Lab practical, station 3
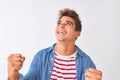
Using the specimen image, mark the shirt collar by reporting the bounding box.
[47,43,84,57]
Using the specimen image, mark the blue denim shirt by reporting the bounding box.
[19,44,96,80]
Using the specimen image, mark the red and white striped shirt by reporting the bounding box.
[50,51,77,80]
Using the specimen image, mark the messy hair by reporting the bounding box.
[58,8,82,31]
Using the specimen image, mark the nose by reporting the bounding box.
[60,23,66,28]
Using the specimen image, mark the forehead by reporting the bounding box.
[59,16,75,23]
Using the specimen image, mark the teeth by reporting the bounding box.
[59,31,65,34]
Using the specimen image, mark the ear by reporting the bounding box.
[75,31,81,40]
[76,31,81,37]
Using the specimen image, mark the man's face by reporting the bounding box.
[55,16,80,42]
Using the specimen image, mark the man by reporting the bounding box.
[8,8,102,80]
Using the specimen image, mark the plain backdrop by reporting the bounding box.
[0,0,120,80]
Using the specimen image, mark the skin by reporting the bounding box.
[7,16,102,80]
[85,68,102,80]
[8,54,25,80]
[55,16,80,56]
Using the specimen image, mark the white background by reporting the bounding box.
[0,0,120,80]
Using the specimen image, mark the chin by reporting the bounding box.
[57,38,65,41]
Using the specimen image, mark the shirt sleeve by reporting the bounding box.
[81,55,96,80]
[23,53,39,80]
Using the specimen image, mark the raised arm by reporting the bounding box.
[7,54,25,80]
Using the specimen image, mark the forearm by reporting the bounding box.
[8,71,18,80]
[8,73,23,80]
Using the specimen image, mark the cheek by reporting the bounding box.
[69,31,76,37]
[55,26,59,30]
[55,29,57,35]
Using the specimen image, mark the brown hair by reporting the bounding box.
[58,8,82,31]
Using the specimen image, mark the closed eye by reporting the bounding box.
[66,21,73,26]
[57,21,61,25]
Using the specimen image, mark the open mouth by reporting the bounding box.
[58,31,67,35]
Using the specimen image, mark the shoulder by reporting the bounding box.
[29,44,55,66]
[34,44,55,59]
[76,45,92,59]
[76,45,96,68]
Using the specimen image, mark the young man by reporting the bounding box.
[8,8,102,80]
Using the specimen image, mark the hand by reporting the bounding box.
[85,68,102,80]
[7,53,25,80]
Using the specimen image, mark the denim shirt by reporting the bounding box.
[19,44,96,80]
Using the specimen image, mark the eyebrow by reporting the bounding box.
[57,20,74,25]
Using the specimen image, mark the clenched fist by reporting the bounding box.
[85,68,102,80]
[7,54,25,80]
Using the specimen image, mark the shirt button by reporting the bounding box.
[49,71,51,73]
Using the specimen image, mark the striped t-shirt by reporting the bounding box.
[50,51,77,80]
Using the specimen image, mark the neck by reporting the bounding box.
[55,41,76,56]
